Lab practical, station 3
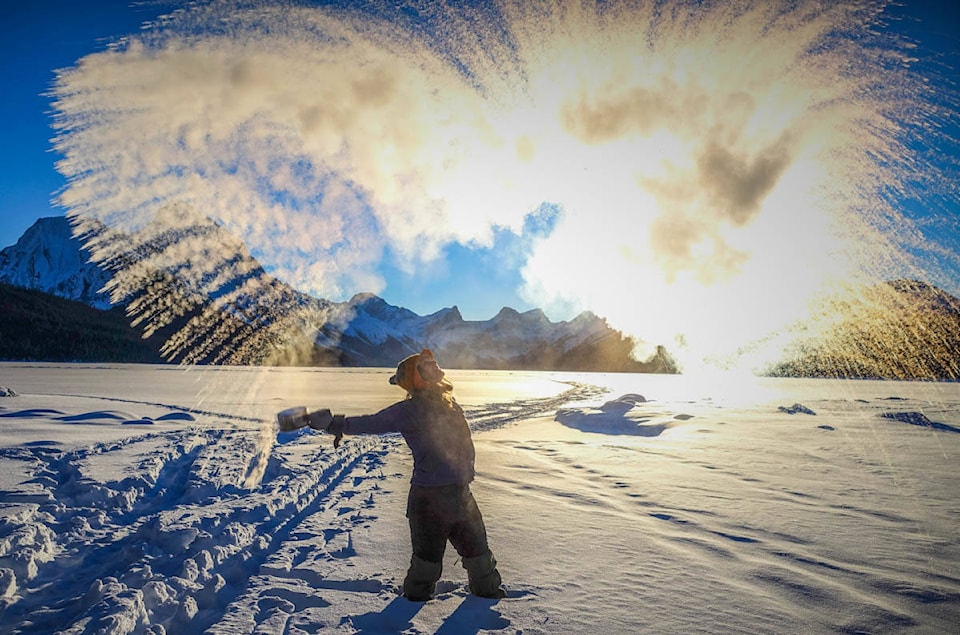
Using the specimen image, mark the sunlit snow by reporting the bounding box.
[1,364,957,633]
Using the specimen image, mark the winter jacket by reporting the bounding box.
[342,396,476,486]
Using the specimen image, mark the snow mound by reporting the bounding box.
[880,411,960,433]
[779,403,816,415]
[0,408,65,418]
[57,410,144,422]
[598,393,646,414]
[155,412,197,422]
[555,394,689,437]
[0,409,195,425]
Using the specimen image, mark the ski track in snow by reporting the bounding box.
[0,383,599,634]
[30,392,267,423]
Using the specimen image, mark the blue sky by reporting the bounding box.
[2,0,161,248]
[1,0,544,319]
[2,0,959,331]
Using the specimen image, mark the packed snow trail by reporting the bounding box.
[0,429,385,633]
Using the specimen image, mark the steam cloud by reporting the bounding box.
[51,0,958,371]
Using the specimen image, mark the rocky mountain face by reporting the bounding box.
[0,215,672,371]
[0,217,113,309]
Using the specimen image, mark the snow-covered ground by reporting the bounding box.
[0,363,957,634]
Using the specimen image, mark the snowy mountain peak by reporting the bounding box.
[426,305,463,326]
[348,292,419,323]
[0,216,113,309]
[492,306,550,322]
[349,291,380,305]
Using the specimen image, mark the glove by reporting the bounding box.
[306,409,346,449]
[328,415,346,449]
[306,409,333,430]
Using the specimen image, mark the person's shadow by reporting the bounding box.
[435,596,510,634]
[346,593,510,634]
[344,595,421,633]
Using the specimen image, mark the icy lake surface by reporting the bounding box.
[0,363,958,634]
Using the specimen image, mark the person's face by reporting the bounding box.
[417,358,444,383]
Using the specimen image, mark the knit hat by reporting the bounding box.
[389,349,437,393]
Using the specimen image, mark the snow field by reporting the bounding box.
[0,365,958,633]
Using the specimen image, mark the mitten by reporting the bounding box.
[306,409,333,430]
[328,415,346,449]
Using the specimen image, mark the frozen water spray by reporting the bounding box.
[51,0,958,373]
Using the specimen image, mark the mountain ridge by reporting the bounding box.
[5,215,957,379]
[0,215,672,372]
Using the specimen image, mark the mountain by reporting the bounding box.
[6,216,960,378]
[0,215,672,372]
[0,216,112,309]
[5,216,958,378]
[337,294,672,371]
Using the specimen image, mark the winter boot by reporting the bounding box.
[462,551,506,599]
[402,555,442,602]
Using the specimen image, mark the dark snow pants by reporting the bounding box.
[403,483,503,600]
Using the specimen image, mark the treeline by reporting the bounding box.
[0,282,164,363]
[768,279,960,381]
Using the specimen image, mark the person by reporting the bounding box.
[309,348,506,602]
